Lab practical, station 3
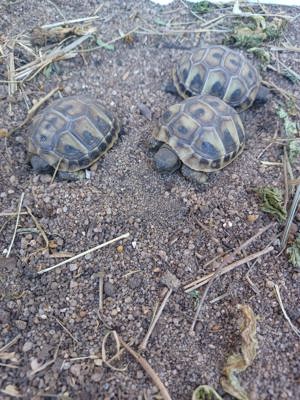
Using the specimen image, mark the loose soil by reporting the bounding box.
[0,1,300,399]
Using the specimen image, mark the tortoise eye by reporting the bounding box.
[40,134,47,143]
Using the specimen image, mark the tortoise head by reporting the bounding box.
[254,85,271,106]
[154,144,181,174]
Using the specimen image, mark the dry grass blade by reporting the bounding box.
[6,192,24,258]
[0,211,27,217]
[98,270,105,312]
[101,331,126,372]
[50,158,62,183]
[118,335,172,400]
[274,284,300,338]
[38,232,129,274]
[0,362,19,369]
[41,15,101,29]
[1,385,22,398]
[281,185,300,249]
[0,334,21,353]
[185,223,275,291]
[25,206,49,254]
[54,316,79,344]
[9,86,61,135]
[140,289,172,350]
[7,41,17,115]
[15,33,94,82]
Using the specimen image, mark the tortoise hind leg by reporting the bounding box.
[181,165,208,185]
[57,170,85,181]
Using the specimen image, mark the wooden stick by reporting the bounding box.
[118,335,172,400]
[38,233,129,274]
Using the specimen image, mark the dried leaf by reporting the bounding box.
[257,187,287,222]
[287,235,300,268]
[277,107,299,162]
[192,385,223,400]
[220,305,258,400]
[0,128,9,138]
[30,357,43,372]
[1,384,22,397]
[0,351,19,363]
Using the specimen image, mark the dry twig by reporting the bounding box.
[140,271,180,350]
[118,335,172,400]
[54,316,79,344]
[189,223,275,332]
[274,284,300,338]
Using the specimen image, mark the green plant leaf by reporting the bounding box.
[287,235,300,268]
[192,385,223,400]
[257,187,287,222]
[96,38,115,51]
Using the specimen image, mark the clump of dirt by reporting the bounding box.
[0,1,300,399]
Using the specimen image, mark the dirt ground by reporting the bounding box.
[0,1,300,399]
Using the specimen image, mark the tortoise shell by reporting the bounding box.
[28,96,120,172]
[153,95,245,172]
[173,45,261,110]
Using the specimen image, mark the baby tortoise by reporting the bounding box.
[167,45,269,110]
[152,95,245,185]
[28,96,120,180]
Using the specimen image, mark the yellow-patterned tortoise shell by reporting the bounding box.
[153,95,245,172]
[173,45,261,110]
[28,96,120,172]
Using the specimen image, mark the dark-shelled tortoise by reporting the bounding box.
[152,95,245,185]
[28,96,120,180]
[169,45,269,110]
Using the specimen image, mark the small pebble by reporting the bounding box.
[23,341,33,352]
[104,282,116,297]
[15,320,27,330]
[69,264,78,272]
[247,214,259,223]
[116,245,124,253]
[91,372,103,382]
[266,280,275,289]
[70,364,81,377]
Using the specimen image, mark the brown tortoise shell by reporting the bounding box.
[173,45,261,110]
[28,96,120,172]
[153,95,245,172]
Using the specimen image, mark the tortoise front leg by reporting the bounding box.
[181,165,208,185]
